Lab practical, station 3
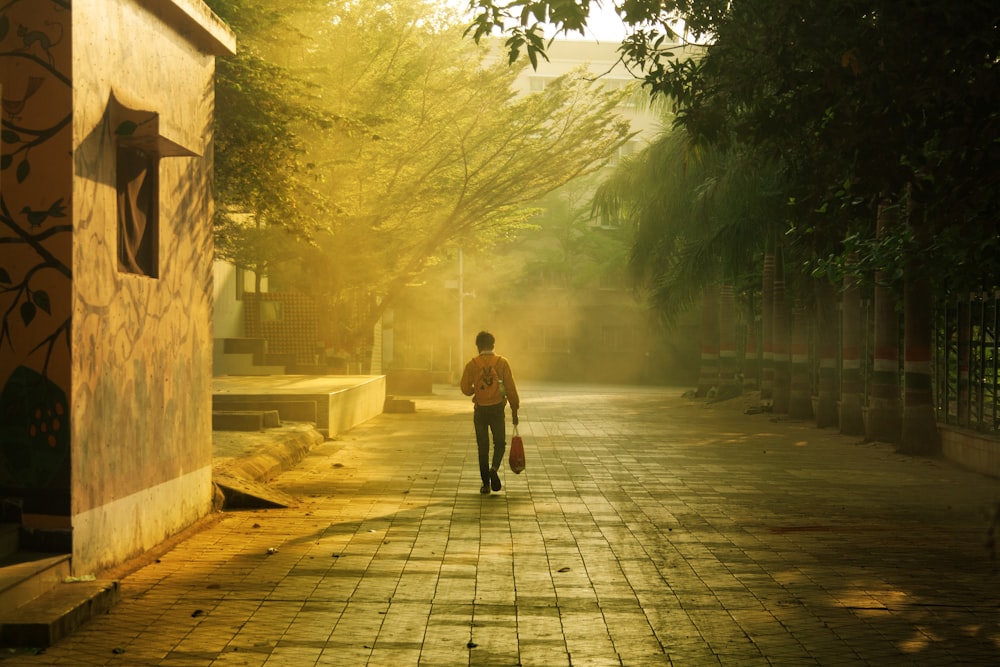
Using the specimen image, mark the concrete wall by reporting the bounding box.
[69,0,234,574]
[213,260,246,340]
[940,425,1000,480]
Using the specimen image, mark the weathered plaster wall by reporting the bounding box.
[0,0,74,525]
[70,0,232,574]
[212,260,245,340]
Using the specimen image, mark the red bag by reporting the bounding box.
[509,426,525,474]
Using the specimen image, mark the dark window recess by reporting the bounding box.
[117,145,159,277]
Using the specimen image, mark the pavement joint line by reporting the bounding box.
[5,383,1000,665]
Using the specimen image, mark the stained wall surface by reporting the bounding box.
[69,0,233,574]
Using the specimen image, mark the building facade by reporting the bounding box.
[1,0,234,574]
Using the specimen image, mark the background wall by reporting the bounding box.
[70,0,231,574]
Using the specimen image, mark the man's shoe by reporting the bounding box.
[489,468,501,492]
[480,484,491,494]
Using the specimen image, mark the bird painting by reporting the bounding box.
[2,76,44,121]
[21,198,66,228]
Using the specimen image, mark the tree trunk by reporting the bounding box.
[718,283,740,396]
[760,251,775,407]
[772,249,791,414]
[866,198,901,444]
[788,296,814,419]
[840,252,865,435]
[900,196,939,455]
[742,298,759,393]
[815,280,840,428]
[697,284,720,397]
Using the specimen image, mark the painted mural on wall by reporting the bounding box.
[0,0,73,510]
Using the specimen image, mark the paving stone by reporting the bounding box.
[5,384,1000,666]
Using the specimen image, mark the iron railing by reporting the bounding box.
[935,291,1000,432]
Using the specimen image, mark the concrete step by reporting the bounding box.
[212,396,318,425]
[212,409,281,431]
[212,339,287,376]
[0,579,120,648]
[222,337,267,363]
[212,375,386,438]
[214,351,286,376]
[0,552,70,612]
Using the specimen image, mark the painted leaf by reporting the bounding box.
[16,158,29,183]
[0,268,10,285]
[0,15,8,41]
[20,300,36,326]
[116,120,139,136]
[2,130,19,144]
[1,154,11,170]
[33,290,51,314]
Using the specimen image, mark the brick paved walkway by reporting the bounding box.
[4,383,1000,666]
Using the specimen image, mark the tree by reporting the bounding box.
[469,0,999,454]
[468,0,1000,284]
[211,0,632,354]
[206,0,335,280]
[593,129,786,397]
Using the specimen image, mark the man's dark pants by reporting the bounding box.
[473,402,506,485]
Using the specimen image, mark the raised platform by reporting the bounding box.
[212,375,386,437]
[0,527,118,649]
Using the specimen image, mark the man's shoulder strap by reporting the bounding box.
[476,354,500,369]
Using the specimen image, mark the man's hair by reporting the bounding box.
[475,330,495,352]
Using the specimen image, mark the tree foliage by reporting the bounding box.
[206,0,334,279]
[468,0,1000,294]
[208,0,631,351]
[594,131,784,322]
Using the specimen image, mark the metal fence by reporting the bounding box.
[936,291,1000,432]
[738,289,1000,435]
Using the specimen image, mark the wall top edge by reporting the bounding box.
[138,0,237,56]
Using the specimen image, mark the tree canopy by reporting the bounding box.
[469,0,1000,294]
[207,0,631,352]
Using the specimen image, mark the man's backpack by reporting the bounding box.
[473,355,506,405]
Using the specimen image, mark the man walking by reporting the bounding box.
[460,331,520,494]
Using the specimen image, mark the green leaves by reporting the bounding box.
[210,0,632,351]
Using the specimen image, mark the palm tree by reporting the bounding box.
[594,131,784,397]
[771,248,790,413]
[697,284,721,396]
[760,249,775,406]
[788,294,813,419]
[718,283,739,389]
